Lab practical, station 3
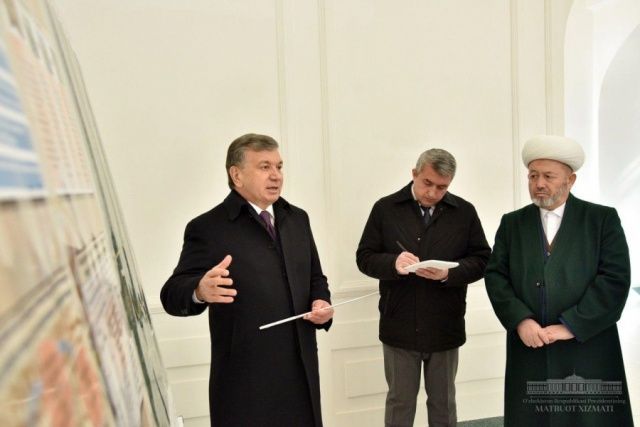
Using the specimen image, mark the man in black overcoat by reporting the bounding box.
[161,133,333,426]
[357,148,490,427]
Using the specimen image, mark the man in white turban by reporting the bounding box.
[485,135,633,427]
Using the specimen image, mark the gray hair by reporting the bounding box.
[415,148,457,178]
[226,133,279,189]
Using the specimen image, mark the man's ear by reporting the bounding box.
[229,165,242,188]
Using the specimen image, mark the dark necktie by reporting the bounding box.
[422,206,432,226]
[259,210,277,240]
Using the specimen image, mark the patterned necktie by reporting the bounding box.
[259,210,277,240]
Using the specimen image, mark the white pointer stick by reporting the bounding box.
[259,291,379,330]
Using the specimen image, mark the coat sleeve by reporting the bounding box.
[356,201,401,280]
[443,205,491,287]
[560,208,631,342]
[484,215,536,331]
[160,219,210,317]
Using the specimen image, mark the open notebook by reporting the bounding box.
[403,259,459,273]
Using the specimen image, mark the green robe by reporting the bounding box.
[485,194,633,427]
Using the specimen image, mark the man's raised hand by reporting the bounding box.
[195,255,236,303]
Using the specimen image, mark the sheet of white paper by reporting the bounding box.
[403,259,459,273]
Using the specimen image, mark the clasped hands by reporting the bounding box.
[195,255,333,325]
[395,251,448,281]
[517,318,574,348]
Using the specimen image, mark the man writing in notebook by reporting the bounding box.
[160,133,333,426]
[356,148,490,427]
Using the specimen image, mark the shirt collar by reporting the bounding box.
[224,190,290,221]
[411,183,435,212]
[248,201,274,218]
[539,202,566,219]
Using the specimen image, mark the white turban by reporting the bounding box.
[522,135,585,171]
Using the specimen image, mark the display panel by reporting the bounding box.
[0,1,171,425]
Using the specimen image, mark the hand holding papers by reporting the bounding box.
[259,291,378,330]
[395,240,459,275]
[304,299,333,325]
[402,259,459,273]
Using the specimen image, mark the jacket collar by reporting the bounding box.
[392,181,459,209]
[223,189,292,221]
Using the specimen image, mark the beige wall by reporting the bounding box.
[53,1,574,425]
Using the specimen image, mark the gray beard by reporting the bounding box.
[531,183,569,209]
[531,196,556,208]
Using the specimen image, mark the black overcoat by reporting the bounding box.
[161,190,331,426]
[485,194,633,426]
[356,182,490,353]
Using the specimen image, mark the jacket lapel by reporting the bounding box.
[421,193,458,247]
[273,199,306,312]
[544,194,578,273]
[520,205,547,270]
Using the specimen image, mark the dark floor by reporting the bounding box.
[458,417,503,427]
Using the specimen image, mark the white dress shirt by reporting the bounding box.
[540,203,566,244]
[411,184,435,216]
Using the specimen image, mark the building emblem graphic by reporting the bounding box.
[527,373,623,396]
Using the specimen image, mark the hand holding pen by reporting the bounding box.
[396,240,449,281]
[395,241,419,275]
